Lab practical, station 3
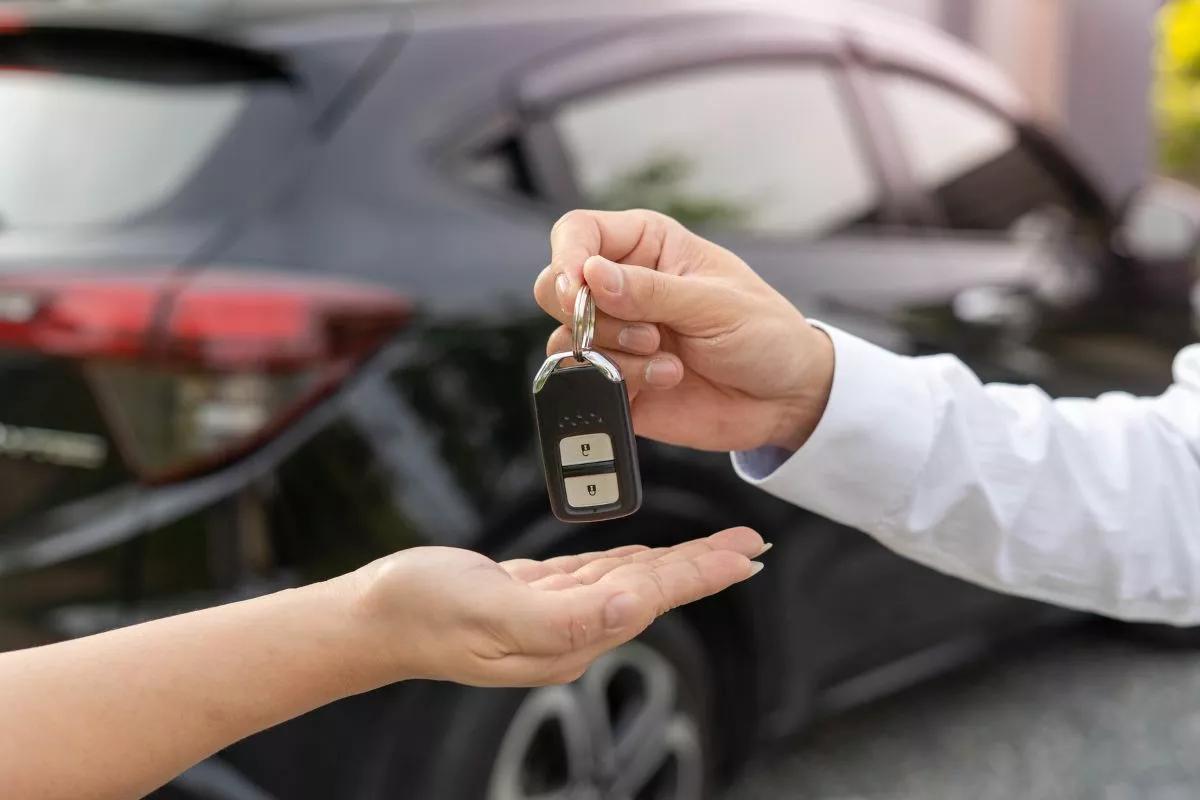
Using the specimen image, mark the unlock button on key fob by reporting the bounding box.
[559,433,613,466]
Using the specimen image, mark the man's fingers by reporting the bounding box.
[549,209,674,295]
[545,329,684,393]
[533,265,569,324]
[582,257,738,335]
[538,270,667,359]
[542,311,662,357]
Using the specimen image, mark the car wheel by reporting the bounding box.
[360,615,714,800]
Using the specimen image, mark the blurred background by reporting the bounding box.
[1,1,1200,798]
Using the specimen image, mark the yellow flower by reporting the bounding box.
[1157,1,1200,182]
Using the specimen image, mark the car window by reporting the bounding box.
[458,136,537,200]
[0,28,301,232]
[548,64,881,238]
[0,73,247,228]
[877,72,1075,231]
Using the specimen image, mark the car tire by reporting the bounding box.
[359,613,715,800]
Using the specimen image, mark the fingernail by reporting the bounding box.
[618,324,657,353]
[593,257,624,294]
[756,542,773,557]
[644,358,681,387]
[748,561,765,577]
[604,592,640,631]
[555,272,571,301]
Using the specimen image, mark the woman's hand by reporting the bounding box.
[0,531,764,800]
[534,209,834,452]
[346,528,766,687]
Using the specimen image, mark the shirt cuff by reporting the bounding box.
[731,322,935,532]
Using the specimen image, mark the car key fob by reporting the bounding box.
[532,286,642,523]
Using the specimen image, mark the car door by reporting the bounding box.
[857,63,1180,397]
[511,13,1031,679]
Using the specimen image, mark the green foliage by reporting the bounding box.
[591,152,753,229]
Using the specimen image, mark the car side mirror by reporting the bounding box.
[1115,177,1200,265]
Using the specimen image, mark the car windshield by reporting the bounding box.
[0,32,302,231]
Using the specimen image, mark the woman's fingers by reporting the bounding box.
[498,529,764,661]
[559,547,763,658]
[570,528,765,585]
[540,544,649,574]
[528,529,767,592]
[499,544,648,583]
[643,527,767,568]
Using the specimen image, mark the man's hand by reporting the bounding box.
[348,528,766,687]
[534,209,834,452]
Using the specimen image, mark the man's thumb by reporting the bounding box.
[582,256,734,335]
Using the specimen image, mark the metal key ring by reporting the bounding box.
[572,284,596,361]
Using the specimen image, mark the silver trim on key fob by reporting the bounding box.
[533,349,622,392]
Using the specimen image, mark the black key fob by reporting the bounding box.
[532,286,642,523]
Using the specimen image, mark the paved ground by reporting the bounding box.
[723,625,1200,800]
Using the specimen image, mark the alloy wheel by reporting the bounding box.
[487,640,704,800]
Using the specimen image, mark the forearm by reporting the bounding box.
[0,575,387,800]
[739,327,1200,625]
[882,366,1200,623]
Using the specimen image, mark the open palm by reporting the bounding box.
[353,528,765,687]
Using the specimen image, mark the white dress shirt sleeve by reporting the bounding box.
[734,323,1200,626]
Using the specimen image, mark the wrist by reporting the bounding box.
[768,324,834,452]
[320,568,420,693]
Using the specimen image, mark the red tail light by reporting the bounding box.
[0,11,25,36]
[0,269,411,481]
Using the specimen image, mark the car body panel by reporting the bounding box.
[0,3,1188,798]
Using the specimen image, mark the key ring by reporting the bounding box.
[532,283,621,393]
[572,284,596,361]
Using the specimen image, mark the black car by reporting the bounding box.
[0,2,1197,799]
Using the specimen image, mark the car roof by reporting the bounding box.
[5,0,1054,176]
[0,0,1025,116]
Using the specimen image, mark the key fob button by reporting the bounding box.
[564,472,619,508]
[559,433,614,466]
